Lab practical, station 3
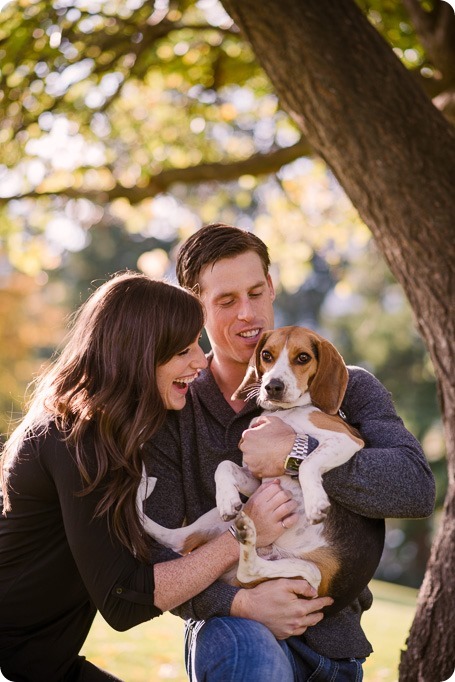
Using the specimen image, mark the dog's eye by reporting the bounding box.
[261,350,273,363]
[296,353,311,364]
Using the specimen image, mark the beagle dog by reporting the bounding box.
[214,325,365,595]
[137,326,384,611]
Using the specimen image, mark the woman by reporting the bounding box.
[0,272,296,682]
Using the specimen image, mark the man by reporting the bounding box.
[145,224,435,681]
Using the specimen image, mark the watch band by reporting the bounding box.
[283,435,309,476]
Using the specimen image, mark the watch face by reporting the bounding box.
[285,456,302,472]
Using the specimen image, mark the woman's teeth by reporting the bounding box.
[173,375,197,388]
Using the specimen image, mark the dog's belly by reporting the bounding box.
[259,475,328,559]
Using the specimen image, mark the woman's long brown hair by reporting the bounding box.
[1,272,204,561]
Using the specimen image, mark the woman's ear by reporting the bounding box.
[231,331,271,400]
[308,335,348,414]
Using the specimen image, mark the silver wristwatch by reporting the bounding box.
[283,435,309,476]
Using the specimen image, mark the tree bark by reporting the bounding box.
[219,0,455,679]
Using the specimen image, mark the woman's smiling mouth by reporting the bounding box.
[173,373,199,390]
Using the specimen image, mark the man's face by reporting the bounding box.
[199,251,275,367]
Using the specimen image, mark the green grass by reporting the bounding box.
[81,579,417,681]
[362,580,417,682]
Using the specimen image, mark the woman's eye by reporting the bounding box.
[261,350,273,363]
[296,353,311,364]
[178,348,190,356]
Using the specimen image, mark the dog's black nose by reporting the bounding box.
[264,378,285,399]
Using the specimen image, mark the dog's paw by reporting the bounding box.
[136,474,158,506]
[233,511,256,545]
[305,490,331,524]
[301,562,322,591]
[309,509,329,525]
[221,510,241,522]
[216,488,243,521]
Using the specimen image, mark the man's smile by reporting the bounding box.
[238,328,261,339]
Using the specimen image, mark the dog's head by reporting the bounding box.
[233,326,348,414]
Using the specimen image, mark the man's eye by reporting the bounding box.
[296,353,311,364]
[249,292,262,298]
[261,350,273,363]
[219,299,234,307]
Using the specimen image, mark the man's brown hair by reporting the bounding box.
[176,223,271,291]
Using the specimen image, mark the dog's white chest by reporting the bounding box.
[260,475,327,557]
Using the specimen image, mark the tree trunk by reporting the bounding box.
[220,0,455,679]
[401,483,455,681]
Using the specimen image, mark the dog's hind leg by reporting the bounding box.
[234,512,321,591]
[137,465,230,554]
[140,507,230,555]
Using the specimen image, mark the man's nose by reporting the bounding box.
[237,298,254,321]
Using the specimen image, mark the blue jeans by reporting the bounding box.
[185,618,365,682]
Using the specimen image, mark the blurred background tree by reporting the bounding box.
[0,0,449,594]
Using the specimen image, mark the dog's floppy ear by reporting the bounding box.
[231,364,258,400]
[231,330,272,400]
[308,334,348,415]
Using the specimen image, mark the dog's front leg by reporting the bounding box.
[298,434,360,523]
[215,460,260,520]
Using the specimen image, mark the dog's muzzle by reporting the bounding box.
[264,378,285,400]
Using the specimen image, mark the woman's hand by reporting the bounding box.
[243,480,298,547]
[240,416,296,478]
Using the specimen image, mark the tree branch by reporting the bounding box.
[0,138,313,206]
[402,0,455,85]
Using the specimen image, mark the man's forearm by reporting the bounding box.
[323,368,435,519]
[322,443,435,518]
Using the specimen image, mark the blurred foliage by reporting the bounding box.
[0,269,66,436]
[0,0,451,586]
[1,0,453,234]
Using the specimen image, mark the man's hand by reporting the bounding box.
[243,480,299,547]
[240,416,296,478]
[230,579,333,639]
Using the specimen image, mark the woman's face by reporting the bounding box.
[156,335,208,410]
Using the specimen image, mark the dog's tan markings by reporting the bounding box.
[179,529,221,555]
[309,412,364,448]
[304,548,340,596]
[257,333,287,372]
[237,576,275,588]
[270,328,315,365]
[287,336,317,373]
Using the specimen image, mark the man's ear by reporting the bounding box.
[231,330,272,400]
[267,273,276,303]
[308,334,348,415]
